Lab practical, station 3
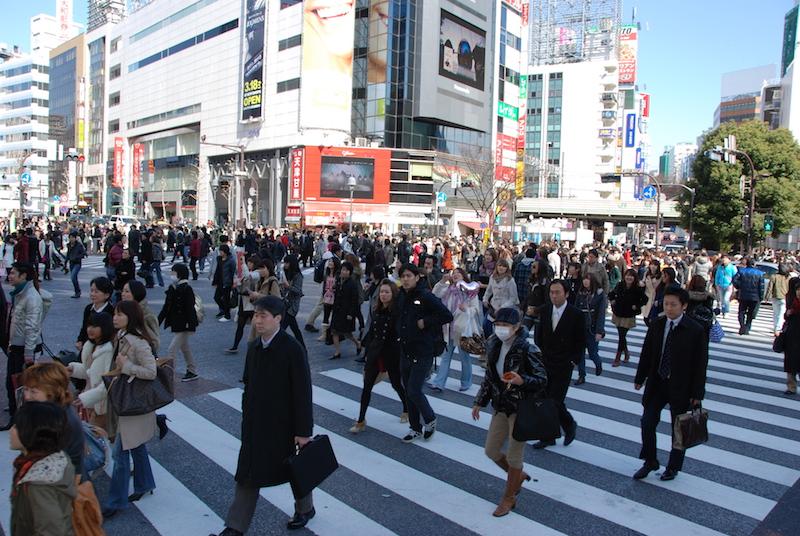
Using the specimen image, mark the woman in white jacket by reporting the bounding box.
[68,311,115,429]
[429,269,482,392]
[482,259,519,336]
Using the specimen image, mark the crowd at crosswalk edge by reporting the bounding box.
[0,216,799,536]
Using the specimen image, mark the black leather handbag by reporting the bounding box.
[103,359,175,416]
[672,407,709,450]
[285,435,339,499]
[512,395,561,442]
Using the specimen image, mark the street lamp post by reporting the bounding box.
[200,138,245,226]
[347,176,356,235]
[706,145,758,254]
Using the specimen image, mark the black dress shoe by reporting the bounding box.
[0,421,13,431]
[564,421,577,446]
[329,354,341,360]
[532,439,556,449]
[304,324,319,333]
[209,528,243,536]
[633,461,659,480]
[128,490,153,502]
[574,376,586,386]
[595,362,603,376]
[287,508,316,530]
[102,508,119,518]
[660,468,679,481]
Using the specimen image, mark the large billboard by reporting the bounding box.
[300,0,356,132]
[783,6,798,77]
[240,0,266,122]
[303,146,390,204]
[439,10,486,91]
[415,0,493,133]
[618,25,638,85]
[368,0,389,84]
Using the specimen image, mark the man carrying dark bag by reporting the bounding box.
[211,296,314,536]
[533,279,585,449]
[633,286,708,482]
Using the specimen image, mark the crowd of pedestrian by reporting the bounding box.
[2,213,799,534]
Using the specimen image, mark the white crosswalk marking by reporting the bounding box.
[1,303,796,535]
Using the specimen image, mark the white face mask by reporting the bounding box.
[494,326,515,341]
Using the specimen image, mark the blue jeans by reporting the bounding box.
[151,261,164,286]
[70,263,81,295]
[106,439,155,510]
[577,332,602,378]
[430,343,472,390]
[199,256,207,272]
[401,355,436,432]
[716,285,733,314]
[482,313,494,339]
[105,265,116,281]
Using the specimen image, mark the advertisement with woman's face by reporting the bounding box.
[300,0,356,131]
[367,0,389,84]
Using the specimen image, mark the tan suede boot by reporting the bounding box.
[492,467,522,517]
[493,456,531,495]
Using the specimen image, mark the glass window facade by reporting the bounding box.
[48,46,78,196]
[88,37,105,166]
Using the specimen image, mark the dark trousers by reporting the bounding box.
[281,313,306,349]
[214,286,231,318]
[5,346,25,416]
[738,300,759,333]
[190,257,199,280]
[616,326,629,354]
[639,375,686,471]
[232,310,254,349]
[225,482,313,534]
[359,352,407,422]
[401,355,436,432]
[545,365,576,432]
[70,263,82,295]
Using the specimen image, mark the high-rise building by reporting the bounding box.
[77,0,508,231]
[713,64,776,127]
[49,33,88,212]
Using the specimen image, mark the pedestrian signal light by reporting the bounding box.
[764,214,774,232]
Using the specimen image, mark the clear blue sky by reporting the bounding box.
[2,0,793,153]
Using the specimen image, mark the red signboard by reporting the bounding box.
[132,143,142,189]
[302,146,391,205]
[502,0,523,11]
[286,206,301,219]
[113,137,124,188]
[290,147,304,202]
[618,25,638,85]
[641,93,650,118]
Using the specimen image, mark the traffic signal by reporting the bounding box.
[77,154,85,163]
[764,213,774,232]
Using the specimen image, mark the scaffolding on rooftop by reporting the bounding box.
[529,0,623,66]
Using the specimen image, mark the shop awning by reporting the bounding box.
[459,221,484,231]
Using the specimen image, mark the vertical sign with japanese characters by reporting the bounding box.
[132,143,142,189]
[289,147,304,203]
[113,137,124,188]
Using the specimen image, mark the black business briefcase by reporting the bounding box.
[286,435,339,499]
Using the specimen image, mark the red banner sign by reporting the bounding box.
[641,93,650,118]
[290,147,304,202]
[113,137,124,188]
[132,143,142,189]
[286,206,301,219]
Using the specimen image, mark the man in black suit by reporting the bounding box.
[533,279,586,449]
[633,286,708,481]
[212,296,315,536]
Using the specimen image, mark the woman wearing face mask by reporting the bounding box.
[429,269,481,392]
[574,274,607,385]
[75,277,114,353]
[471,307,547,518]
[157,263,200,382]
[349,279,408,433]
[608,269,647,367]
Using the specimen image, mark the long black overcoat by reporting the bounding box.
[235,330,313,487]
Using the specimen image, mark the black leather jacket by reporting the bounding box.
[474,328,548,415]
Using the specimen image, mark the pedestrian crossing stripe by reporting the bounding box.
[324,368,800,488]
[213,388,726,536]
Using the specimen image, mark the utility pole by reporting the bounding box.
[201,138,246,227]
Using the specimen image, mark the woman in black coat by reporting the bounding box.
[349,279,408,433]
[782,279,800,395]
[330,261,362,360]
[157,263,200,381]
[608,268,647,366]
[76,277,114,352]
